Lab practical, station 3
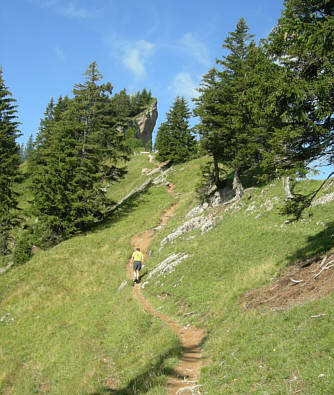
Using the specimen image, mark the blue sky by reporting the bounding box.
[2,0,331,179]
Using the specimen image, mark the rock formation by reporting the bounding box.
[134,100,158,146]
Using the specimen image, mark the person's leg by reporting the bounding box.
[133,263,136,282]
[133,261,140,282]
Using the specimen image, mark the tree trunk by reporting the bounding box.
[283,176,294,199]
[233,168,244,198]
[213,156,220,187]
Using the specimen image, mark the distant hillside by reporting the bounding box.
[1,154,334,394]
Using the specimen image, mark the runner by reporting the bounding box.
[130,247,144,284]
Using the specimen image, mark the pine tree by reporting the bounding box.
[0,67,21,253]
[267,0,334,175]
[19,143,24,161]
[30,62,128,243]
[265,0,334,217]
[194,67,230,186]
[195,18,269,196]
[23,133,34,160]
[155,96,196,163]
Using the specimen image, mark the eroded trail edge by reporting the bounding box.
[126,184,206,395]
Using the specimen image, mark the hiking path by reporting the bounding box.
[126,184,206,395]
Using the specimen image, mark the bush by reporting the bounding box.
[13,230,34,266]
[124,127,142,152]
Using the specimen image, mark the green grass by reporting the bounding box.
[2,154,334,394]
[142,160,334,394]
[107,153,157,203]
[0,157,179,394]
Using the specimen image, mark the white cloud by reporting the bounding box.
[179,33,211,68]
[168,72,199,100]
[109,39,155,79]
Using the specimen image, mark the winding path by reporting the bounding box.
[126,184,206,394]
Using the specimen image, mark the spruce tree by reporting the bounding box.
[195,18,272,196]
[23,133,34,160]
[265,0,334,216]
[155,96,196,163]
[30,62,128,243]
[0,67,21,253]
[193,67,227,186]
[267,0,334,175]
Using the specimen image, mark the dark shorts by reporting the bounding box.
[133,261,142,271]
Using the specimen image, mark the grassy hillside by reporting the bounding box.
[1,154,334,394]
[0,155,179,394]
[142,159,334,394]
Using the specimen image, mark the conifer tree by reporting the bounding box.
[30,62,128,243]
[155,96,196,163]
[0,67,21,253]
[23,133,34,160]
[19,143,24,161]
[265,0,334,216]
[193,68,227,187]
[195,18,273,196]
[266,0,334,175]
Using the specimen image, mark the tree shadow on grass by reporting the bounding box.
[91,183,153,233]
[288,221,334,264]
[90,346,183,394]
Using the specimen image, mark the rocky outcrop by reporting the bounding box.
[159,214,216,248]
[134,100,158,146]
[312,192,334,207]
[141,253,189,288]
[0,262,13,275]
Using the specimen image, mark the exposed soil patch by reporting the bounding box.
[126,183,206,394]
[241,253,334,311]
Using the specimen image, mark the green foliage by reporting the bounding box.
[12,229,33,266]
[262,0,334,218]
[281,171,334,220]
[2,154,334,393]
[266,0,334,172]
[194,19,279,192]
[155,96,196,163]
[0,164,178,394]
[0,67,21,254]
[111,88,153,120]
[145,139,152,152]
[22,134,34,161]
[124,127,142,152]
[195,160,228,203]
[28,62,129,244]
[142,157,334,394]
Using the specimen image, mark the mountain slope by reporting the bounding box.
[0,156,179,394]
[1,154,334,394]
[142,160,334,394]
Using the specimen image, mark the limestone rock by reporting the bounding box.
[160,214,216,248]
[134,100,158,146]
[141,253,189,288]
[312,192,334,207]
[0,262,14,275]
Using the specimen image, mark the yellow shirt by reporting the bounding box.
[132,251,143,261]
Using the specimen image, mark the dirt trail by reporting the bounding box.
[127,184,206,395]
